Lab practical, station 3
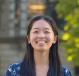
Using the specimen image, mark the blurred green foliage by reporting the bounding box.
[55,0,79,66]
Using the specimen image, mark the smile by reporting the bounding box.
[35,40,48,44]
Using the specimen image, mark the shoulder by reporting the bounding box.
[62,66,72,76]
[6,63,21,76]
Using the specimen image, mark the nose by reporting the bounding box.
[38,32,45,38]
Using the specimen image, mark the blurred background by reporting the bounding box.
[0,0,79,76]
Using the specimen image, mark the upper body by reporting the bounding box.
[6,63,72,76]
[6,15,72,76]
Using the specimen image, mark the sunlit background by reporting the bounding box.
[0,0,79,76]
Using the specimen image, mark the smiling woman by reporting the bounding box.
[29,19,56,52]
[6,15,72,76]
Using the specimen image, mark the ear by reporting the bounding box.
[53,36,57,44]
[27,36,31,44]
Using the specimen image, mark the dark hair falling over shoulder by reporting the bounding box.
[20,15,62,76]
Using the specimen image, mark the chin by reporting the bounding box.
[36,48,47,51]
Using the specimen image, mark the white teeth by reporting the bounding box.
[36,41,47,43]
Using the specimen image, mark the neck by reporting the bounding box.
[34,50,49,66]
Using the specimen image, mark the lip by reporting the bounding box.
[38,42,45,46]
[35,40,47,45]
[36,40,45,42]
[36,39,48,43]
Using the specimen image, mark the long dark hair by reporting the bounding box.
[20,15,61,76]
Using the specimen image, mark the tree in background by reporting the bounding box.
[55,0,79,76]
[44,0,66,30]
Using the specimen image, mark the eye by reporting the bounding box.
[44,31,50,34]
[33,30,39,33]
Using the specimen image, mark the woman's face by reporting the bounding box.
[28,19,57,52]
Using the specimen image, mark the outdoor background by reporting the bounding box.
[0,0,79,76]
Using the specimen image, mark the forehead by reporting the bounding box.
[32,19,52,30]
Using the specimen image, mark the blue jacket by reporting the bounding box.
[6,63,72,76]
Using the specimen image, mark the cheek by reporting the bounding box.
[49,34,56,43]
[29,34,36,44]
